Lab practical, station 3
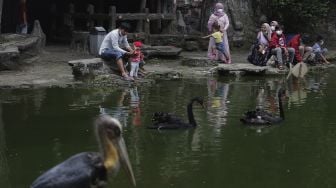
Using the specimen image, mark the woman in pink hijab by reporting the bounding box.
[207,2,231,63]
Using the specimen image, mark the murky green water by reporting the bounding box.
[1,70,336,188]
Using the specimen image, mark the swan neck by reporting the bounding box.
[187,100,197,126]
[278,94,284,119]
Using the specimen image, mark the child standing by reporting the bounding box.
[202,24,226,61]
[129,41,144,79]
[17,0,28,34]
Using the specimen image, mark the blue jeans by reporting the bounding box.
[16,24,28,34]
[271,47,295,65]
[100,48,124,61]
[216,42,225,55]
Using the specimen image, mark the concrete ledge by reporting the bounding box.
[0,46,20,57]
[142,45,182,58]
[200,63,288,76]
[213,63,336,76]
[0,46,20,70]
[181,56,218,67]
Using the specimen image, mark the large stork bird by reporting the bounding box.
[31,115,136,188]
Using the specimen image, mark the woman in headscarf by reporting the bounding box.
[247,23,272,66]
[257,23,272,47]
[207,2,231,63]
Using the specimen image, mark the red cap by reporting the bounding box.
[134,41,143,47]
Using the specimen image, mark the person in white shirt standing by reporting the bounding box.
[99,22,134,80]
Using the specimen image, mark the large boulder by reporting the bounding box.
[68,58,112,78]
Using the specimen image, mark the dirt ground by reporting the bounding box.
[0,45,334,89]
[0,45,249,88]
[0,45,92,88]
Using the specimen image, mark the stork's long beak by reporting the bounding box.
[115,137,136,186]
[97,115,136,186]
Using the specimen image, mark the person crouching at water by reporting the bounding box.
[129,41,144,80]
[99,22,134,80]
[312,35,330,64]
[202,24,226,62]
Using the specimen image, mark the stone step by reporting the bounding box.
[0,46,20,70]
[142,45,182,58]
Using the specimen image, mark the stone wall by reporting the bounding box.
[224,0,256,47]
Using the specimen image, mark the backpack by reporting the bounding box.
[247,42,270,66]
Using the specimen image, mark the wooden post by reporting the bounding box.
[144,8,150,43]
[157,0,162,32]
[0,0,3,33]
[97,0,103,26]
[50,3,57,38]
[136,0,147,32]
[98,0,103,13]
[167,0,177,34]
[69,3,75,32]
[87,4,95,30]
[109,6,116,31]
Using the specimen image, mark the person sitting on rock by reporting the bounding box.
[287,34,313,65]
[99,22,134,80]
[248,23,272,66]
[270,20,279,34]
[269,25,295,70]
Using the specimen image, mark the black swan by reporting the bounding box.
[240,88,285,125]
[148,97,205,130]
[31,115,136,188]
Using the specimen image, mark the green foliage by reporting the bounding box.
[259,0,331,32]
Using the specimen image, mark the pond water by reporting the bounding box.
[1,69,336,188]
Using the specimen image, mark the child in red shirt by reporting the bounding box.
[269,26,295,69]
[129,41,144,79]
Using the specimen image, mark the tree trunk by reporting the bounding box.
[0,0,3,33]
[200,0,214,33]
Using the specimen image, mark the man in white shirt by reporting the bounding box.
[99,22,134,80]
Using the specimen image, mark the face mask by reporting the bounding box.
[216,9,224,14]
[276,30,283,35]
[320,40,324,45]
[271,26,275,31]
